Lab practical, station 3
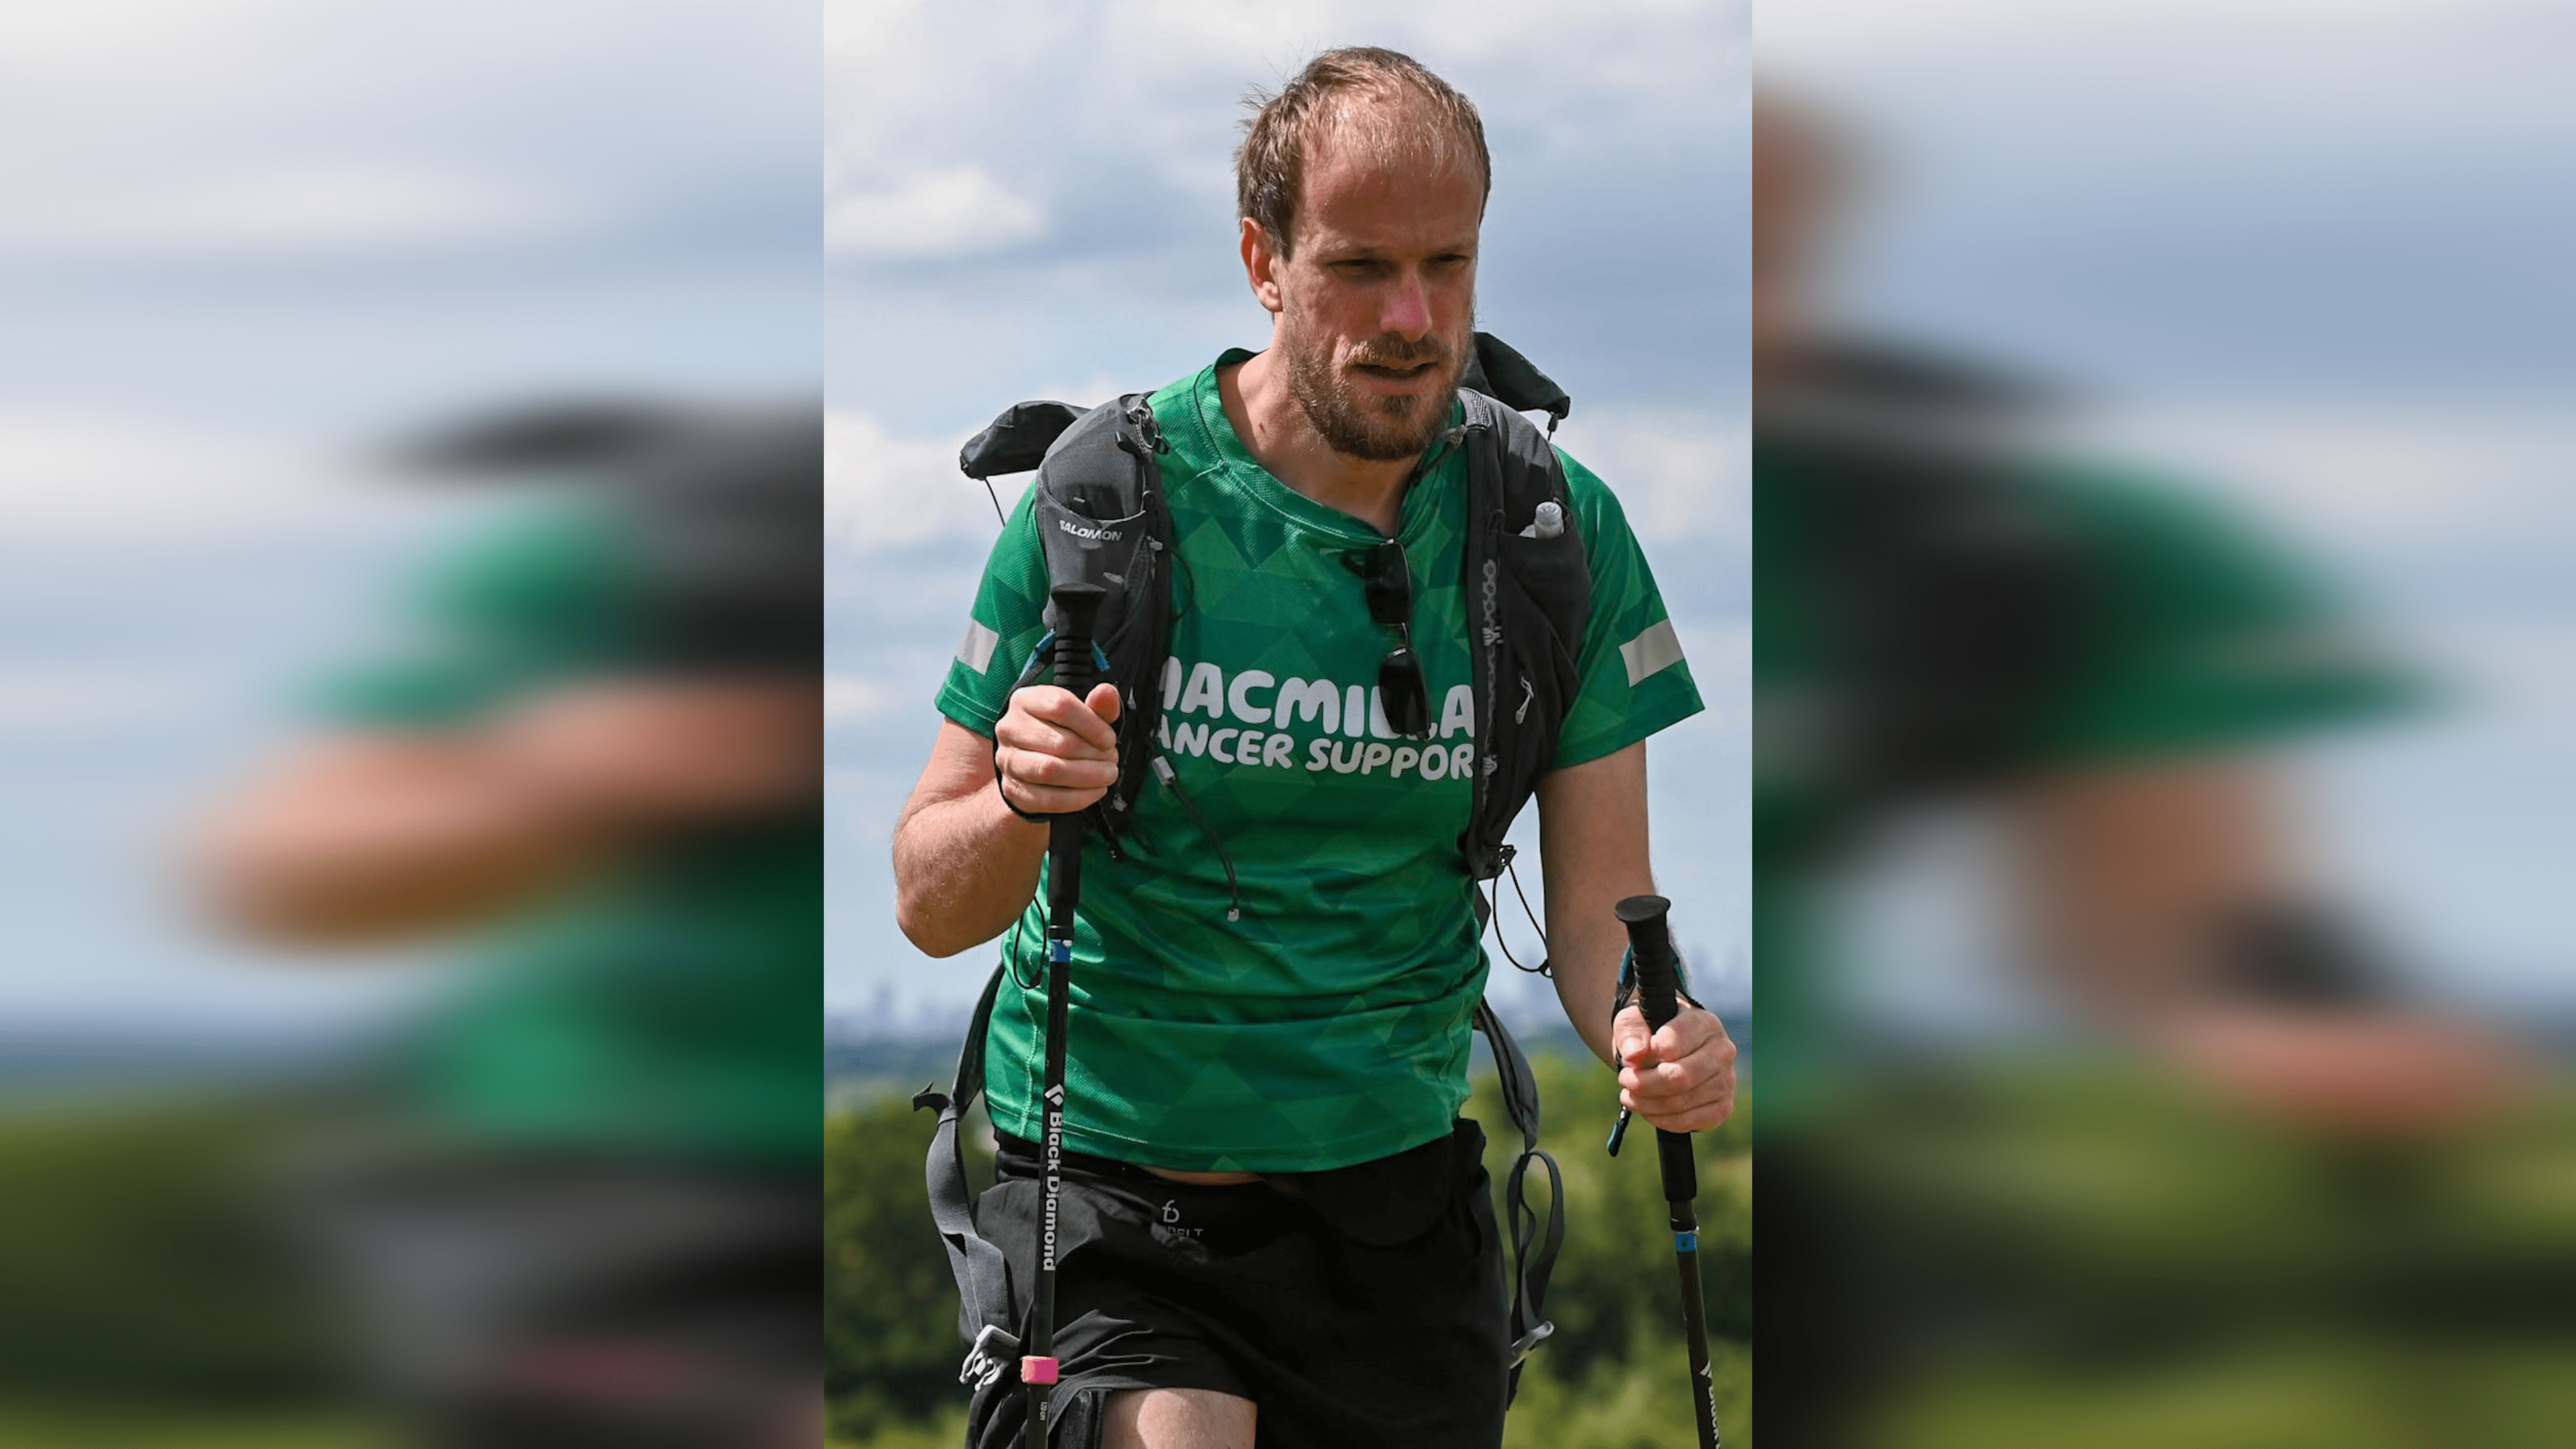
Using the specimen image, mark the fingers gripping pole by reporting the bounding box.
[1028,582,1104,1449]
[1616,894,1720,1449]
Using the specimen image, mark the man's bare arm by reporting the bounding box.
[198,682,816,947]
[1536,744,1660,1067]
[892,722,1051,957]
[2012,758,2288,1018]
[2015,758,2526,1132]
[1538,741,1736,1133]
[892,683,1120,958]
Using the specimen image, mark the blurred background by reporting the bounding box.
[824,1,1752,1446]
[0,2,814,1444]
[1758,3,2576,1446]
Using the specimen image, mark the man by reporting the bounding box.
[894,48,1734,1449]
[199,405,821,1449]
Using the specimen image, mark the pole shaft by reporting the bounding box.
[1617,894,1719,1448]
[1026,584,1104,1449]
[1672,1201,1717,1448]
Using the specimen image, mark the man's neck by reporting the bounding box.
[1219,345,1418,537]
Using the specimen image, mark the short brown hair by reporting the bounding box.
[1235,47,1491,257]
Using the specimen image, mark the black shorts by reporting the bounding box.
[965,1118,1510,1449]
[301,1150,814,1448]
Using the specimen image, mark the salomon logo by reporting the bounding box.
[1057,519,1122,543]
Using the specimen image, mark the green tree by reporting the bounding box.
[825,1093,994,1444]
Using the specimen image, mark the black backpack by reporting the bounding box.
[919,334,1593,1410]
[957,332,1591,889]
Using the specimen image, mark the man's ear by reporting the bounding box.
[1240,217,1286,315]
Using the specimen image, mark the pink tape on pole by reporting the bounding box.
[1020,1356,1060,1385]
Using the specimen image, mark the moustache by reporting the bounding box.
[1345,336,1452,371]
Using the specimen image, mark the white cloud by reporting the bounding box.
[0,166,585,259]
[0,0,323,60]
[2065,404,2576,553]
[825,165,1047,261]
[1766,0,2518,55]
[1760,0,2571,154]
[0,669,189,733]
[1554,407,1750,547]
[824,0,1746,260]
[825,409,997,554]
[0,411,415,541]
[825,674,896,727]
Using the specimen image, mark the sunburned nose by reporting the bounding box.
[1379,273,1433,338]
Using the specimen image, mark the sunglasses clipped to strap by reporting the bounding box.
[1342,539,1432,740]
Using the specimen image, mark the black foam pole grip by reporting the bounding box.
[1615,894,1698,1205]
[1051,582,1105,699]
[1617,894,1680,1030]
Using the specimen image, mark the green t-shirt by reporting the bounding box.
[321,497,819,1167]
[937,352,1705,1172]
[1753,444,2420,1092]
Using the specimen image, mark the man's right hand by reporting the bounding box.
[994,682,1122,818]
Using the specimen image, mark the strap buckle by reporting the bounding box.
[1509,1321,1556,1366]
[959,1323,1020,1393]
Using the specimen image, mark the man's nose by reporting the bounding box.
[1380,270,1433,339]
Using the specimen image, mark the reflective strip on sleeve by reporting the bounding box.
[1619,619,1686,686]
[957,618,1002,674]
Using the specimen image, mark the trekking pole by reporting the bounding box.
[1613,894,1719,1449]
[1024,580,1106,1449]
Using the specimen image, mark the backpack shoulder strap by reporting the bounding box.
[1457,389,1593,881]
[1474,998,1564,1397]
[912,965,1021,1391]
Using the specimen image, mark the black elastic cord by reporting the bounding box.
[1490,888,1542,976]
[1507,856,1550,977]
[1151,758,1242,923]
[991,739,1050,825]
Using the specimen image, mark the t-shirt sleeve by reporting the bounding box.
[311,503,635,731]
[933,480,1053,737]
[1548,449,1708,768]
[2018,464,2421,767]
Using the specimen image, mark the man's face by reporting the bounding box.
[1259,119,1483,462]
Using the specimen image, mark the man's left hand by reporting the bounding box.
[1614,1002,1737,1134]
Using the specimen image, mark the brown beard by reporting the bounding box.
[1282,319,1468,463]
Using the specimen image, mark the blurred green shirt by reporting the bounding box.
[321,496,817,1167]
[1754,449,2420,1090]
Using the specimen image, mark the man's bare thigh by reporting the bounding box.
[1102,1387,1256,1449]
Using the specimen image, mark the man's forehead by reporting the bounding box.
[1294,122,1484,246]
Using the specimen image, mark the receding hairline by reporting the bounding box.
[1234,48,1492,256]
[1295,92,1485,208]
